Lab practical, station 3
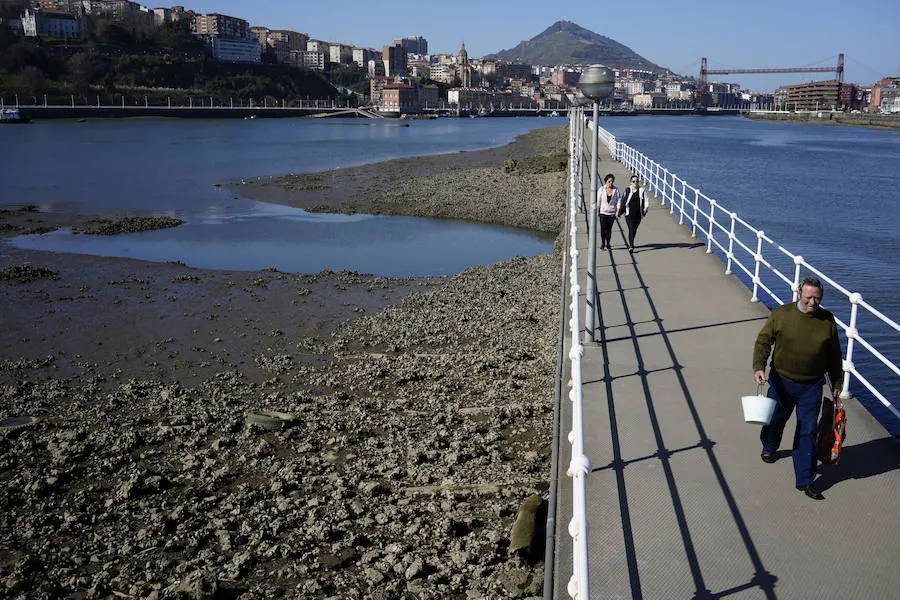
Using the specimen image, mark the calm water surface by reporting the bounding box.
[0,117,564,275]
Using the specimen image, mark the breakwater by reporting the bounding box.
[746,110,900,130]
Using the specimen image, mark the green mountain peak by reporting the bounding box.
[484,20,665,73]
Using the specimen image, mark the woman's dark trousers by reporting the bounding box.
[599,215,615,248]
[625,214,642,248]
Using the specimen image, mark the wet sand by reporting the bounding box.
[0,124,568,599]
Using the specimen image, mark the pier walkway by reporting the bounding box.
[550,144,899,599]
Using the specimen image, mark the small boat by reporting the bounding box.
[0,108,32,124]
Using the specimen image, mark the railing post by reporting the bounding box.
[678,182,685,224]
[725,212,736,274]
[661,168,670,206]
[691,188,700,237]
[842,294,861,400]
[792,257,803,302]
[706,199,716,253]
[751,230,764,302]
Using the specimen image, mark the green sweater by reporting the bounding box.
[753,302,843,387]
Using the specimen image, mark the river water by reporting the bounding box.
[0,117,560,276]
[1,114,897,433]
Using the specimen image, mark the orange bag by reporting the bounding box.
[817,394,847,465]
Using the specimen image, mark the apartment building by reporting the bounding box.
[22,8,82,38]
[82,0,145,19]
[329,44,353,65]
[270,30,307,52]
[369,76,389,105]
[552,69,581,87]
[192,13,249,39]
[383,43,407,78]
[249,26,269,46]
[786,79,841,110]
[153,6,188,25]
[448,87,492,107]
[352,47,379,69]
[495,62,532,81]
[368,59,385,77]
[870,77,900,113]
[429,63,454,84]
[633,93,668,108]
[209,36,261,63]
[419,84,439,107]
[394,35,427,55]
[622,81,652,95]
[379,82,419,114]
[300,50,326,71]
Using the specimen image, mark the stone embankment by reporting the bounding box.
[0,125,569,599]
[746,111,900,130]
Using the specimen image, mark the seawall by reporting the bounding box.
[746,110,900,130]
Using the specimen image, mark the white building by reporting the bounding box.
[429,63,455,84]
[209,36,261,63]
[301,51,327,71]
[307,40,330,54]
[623,81,652,95]
[23,9,82,38]
[352,47,378,69]
[329,44,353,65]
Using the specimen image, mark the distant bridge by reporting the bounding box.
[697,54,845,107]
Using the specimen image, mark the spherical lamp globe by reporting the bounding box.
[578,65,614,102]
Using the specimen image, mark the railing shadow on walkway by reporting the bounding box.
[556,113,900,600]
[582,223,779,600]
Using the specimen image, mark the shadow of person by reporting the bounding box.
[814,436,900,491]
[634,242,706,252]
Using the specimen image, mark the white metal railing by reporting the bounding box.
[606,127,900,422]
[563,108,591,599]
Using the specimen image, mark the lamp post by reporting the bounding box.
[578,65,614,343]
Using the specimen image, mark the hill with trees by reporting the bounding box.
[485,20,667,73]
[0,3,348,106]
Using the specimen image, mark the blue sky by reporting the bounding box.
[182,0,898,92]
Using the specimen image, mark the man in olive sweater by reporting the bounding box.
[753,277,843,500]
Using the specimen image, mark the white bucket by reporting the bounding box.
[741,394,777,425]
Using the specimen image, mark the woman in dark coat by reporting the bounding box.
[622,175,649,252]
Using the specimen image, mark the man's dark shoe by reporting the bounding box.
[796,484,825,500]
[760,450,777,464]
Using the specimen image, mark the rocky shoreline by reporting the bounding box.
[0,125,569,599]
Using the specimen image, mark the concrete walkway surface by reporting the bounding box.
[551,151,900,600]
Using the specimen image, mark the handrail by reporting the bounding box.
[608,129,900,423]
[561,108,591,599]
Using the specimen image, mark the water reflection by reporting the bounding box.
[9,203,553,277]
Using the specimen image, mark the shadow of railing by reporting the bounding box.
[585,227,779,599]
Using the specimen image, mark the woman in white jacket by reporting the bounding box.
[598,173,622,250]
[622,175,649,252]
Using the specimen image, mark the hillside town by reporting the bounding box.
[4,1,900,116]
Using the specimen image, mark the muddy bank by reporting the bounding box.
[0,125,568,599]
[233,126,568,234]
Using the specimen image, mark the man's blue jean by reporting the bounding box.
[760,371,824,487]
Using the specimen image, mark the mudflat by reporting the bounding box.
[0,124,568,599]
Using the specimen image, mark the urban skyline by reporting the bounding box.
[182,0,898,93]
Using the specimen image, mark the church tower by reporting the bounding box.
[457,42,472,88]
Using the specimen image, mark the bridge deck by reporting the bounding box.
[551,152,899,599]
